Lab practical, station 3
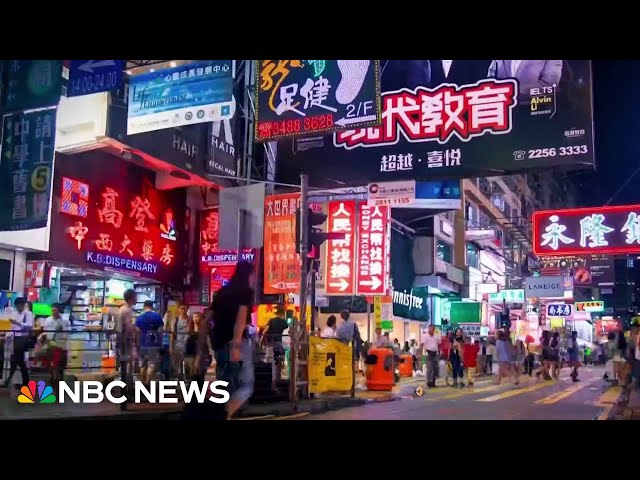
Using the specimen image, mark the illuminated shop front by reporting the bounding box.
[28,150,187,319]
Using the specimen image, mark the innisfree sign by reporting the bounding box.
[392,287,429,322]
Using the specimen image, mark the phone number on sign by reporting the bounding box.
[258,114,335,139]
[373,197,411,206]
[527,145,589,159]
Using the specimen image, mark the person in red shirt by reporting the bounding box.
[463,337,480,386]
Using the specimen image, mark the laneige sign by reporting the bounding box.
[524,275,567,299]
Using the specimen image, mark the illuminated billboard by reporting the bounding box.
[533,204,640,256]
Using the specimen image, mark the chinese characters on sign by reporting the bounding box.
[263,193,302,294]
[325,200,357,295]
[575,301,604,313]
[336,80,516,148]
[3,60,62,111]
[356,203,389,295]
[0,109,56,231]
[533,205,640,256]
[127,60,234,135]
[255,60,381,141]
[199,209,219,259]
[546,303,573,317]
[276,61,595,188]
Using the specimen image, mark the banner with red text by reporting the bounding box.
[276,60,594,187]
[356,203,390,295]
[325,200,357,295]
[263,193,301,294]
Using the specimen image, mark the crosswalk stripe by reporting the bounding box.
[477,381,556,402]
[535,378,598,405]
[595,386,622,405]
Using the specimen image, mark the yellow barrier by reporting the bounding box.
[308,336,353,394]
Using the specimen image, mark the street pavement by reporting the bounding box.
[295,365,622,420]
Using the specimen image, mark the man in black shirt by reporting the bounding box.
[210,261,255,420]
[261,305,288,390]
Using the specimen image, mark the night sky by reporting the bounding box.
[580,61,640,207]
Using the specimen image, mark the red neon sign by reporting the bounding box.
[356,203,389,296]
[199,209,219,258]
[325,200,357,295]
[533,204,640,256]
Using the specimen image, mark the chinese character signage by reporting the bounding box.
[276,60,595,187]
[546,303,572,317]
[46,151,186,284]
[575,301,604,313]
[325,200,357,295]
[533,204,640,256]
[488,289,525,304]
[263,193,301,294]
[199,209,219,259]
[127,60,234,135]
[0,109,56,231]
[356,203,389,296]
[2,60,62,111]
[255,60,381,141]
[367,180,415,207]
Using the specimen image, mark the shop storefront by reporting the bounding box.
[28,150,188,320]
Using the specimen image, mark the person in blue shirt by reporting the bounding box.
[135,300,164,385]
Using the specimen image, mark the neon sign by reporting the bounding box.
[533,204,640,256]
[61,184,177,276]
[60,177,89,218]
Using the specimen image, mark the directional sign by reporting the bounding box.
[67,60,124,98]
[546,303,572,317]
[255,60,381,141]
[574,301,604,313]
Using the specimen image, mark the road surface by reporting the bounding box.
[297,365,620,420]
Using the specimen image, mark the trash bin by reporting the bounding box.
[399,354,413,378]
[365,348,394,391]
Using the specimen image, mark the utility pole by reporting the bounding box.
[290,173,309,403]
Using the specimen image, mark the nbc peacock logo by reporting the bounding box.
[17,380,57,404]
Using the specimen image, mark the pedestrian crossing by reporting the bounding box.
[413,370,611,407]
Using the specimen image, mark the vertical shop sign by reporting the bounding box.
[325,200,356,295]
[0,108,56,231]
[199,209,219,259]
[373,296,382,327]
[3,60,62,111]
[356,203,389,295]
[263,193,301,294]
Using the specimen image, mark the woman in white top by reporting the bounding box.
[321,315,337,338]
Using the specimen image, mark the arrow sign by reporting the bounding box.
[77,60,117,73]
[334,114,378,127]
[68,60,124,98]
[359,276,382,291]
[328,278,350,292]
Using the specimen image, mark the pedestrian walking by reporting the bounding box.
[514,339,526,374]
[536,330,553,381]
[463,337,479,386]
[1,297,35,389]
[566,331,581,382]
[449,328,465,388]
[211,260,256,420]
[495,330,519,385]
[524,337,536,376]
[421,324,440,388]
[134,300,164,385]
[549,332,561,379]
[485,339,496,375]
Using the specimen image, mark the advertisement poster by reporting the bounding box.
[308,336,353,394]
[325,200,357,295]
[3,60,62,111]
[277,60,594,187]
[0,108,56,231]
[533,204,640,256]
[127,60,234,135]
[263,193,301,294]
[255,60,381,141]
[356,203,390,295]
[46,150,187,284]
